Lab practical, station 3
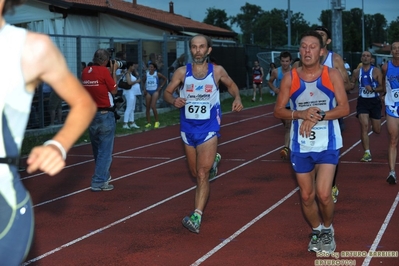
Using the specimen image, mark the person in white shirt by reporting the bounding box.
[121,61,141,129]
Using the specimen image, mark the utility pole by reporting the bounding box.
[362,0,365,51]
[331,0,344,56]
[287,0,291,47]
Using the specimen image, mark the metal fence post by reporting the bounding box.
[137,39,143,112]
[38,83,45,128]
[76,36,82,77]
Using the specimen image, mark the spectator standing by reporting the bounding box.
[351,51,383,162]
[274,31,349,254]
[155,54,164,73]
[114,51,127,115]
[122,61,141,129]
[81,49,119,191]
[41,80,52,100]
[164,34,243,234]
[147,53,156,67]
[344,58,351,76]
[0,1,96,264]
[46,83,63,126]
[267,62,277,96]
[142,62,167,129]
[169,53,186,79]
[80,61,86,79]
[381,41,399,185]
[251,60,264,102]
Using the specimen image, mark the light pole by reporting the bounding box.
[362,0,365,51]
[287,0,291,47]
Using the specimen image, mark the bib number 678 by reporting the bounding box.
[188,105,207,114]
[185,102,210,120]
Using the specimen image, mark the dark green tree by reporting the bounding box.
[203,7,232,30]
[342,8,362,52]
[289,12,311,46]
[253,8,287,47]
[319,8,388,52]
[387,17,399,44]
[230,3,264,44]
[369,13,387,45]
[212,4,399,52]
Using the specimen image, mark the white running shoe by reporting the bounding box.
[130,123,140,129]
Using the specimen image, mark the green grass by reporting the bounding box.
[21,91,277,156]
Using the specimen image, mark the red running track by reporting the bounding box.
[20,91,399,266]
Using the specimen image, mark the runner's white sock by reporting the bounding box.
[313,224,322,231]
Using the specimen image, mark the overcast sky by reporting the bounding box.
[136,0,398,32]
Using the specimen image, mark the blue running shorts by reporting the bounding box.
[181,131,220,148]
[291,149,340,173]
[146,90,156,96]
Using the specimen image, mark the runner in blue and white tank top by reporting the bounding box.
[382,41,399,184]
[384,61,399,117]
[164,34,243,234]
[351,51,383,162]
[274,31,349,254]
[179,63,221,133]
[289,66,343,153]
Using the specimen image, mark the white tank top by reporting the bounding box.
[0,25,32,156]
[146,71,158,91]
[0,24,32,207]
[322,51,334,68]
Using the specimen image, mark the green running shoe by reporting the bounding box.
[209,153,221,181]
[182,212,201,233]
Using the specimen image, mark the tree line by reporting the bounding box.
[203,3,399,53]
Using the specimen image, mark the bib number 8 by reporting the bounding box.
[309,131,316,140]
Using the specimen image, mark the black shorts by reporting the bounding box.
[356,97,382,120]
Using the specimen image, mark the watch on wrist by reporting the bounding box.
[317,110,326,121]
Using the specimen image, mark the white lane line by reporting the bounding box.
[361,192,399,266]
[23,147,282,264]
[20,137,180,180]
[33,155,185,208]
[191,187,300,266]
[23,186,196,265]
[32,122,282,208]
[21,112,271,181]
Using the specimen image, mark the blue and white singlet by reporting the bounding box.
[357,66,379,99]
[289,66,342,153]
[179,63,221,133]
[385,61,399,117]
